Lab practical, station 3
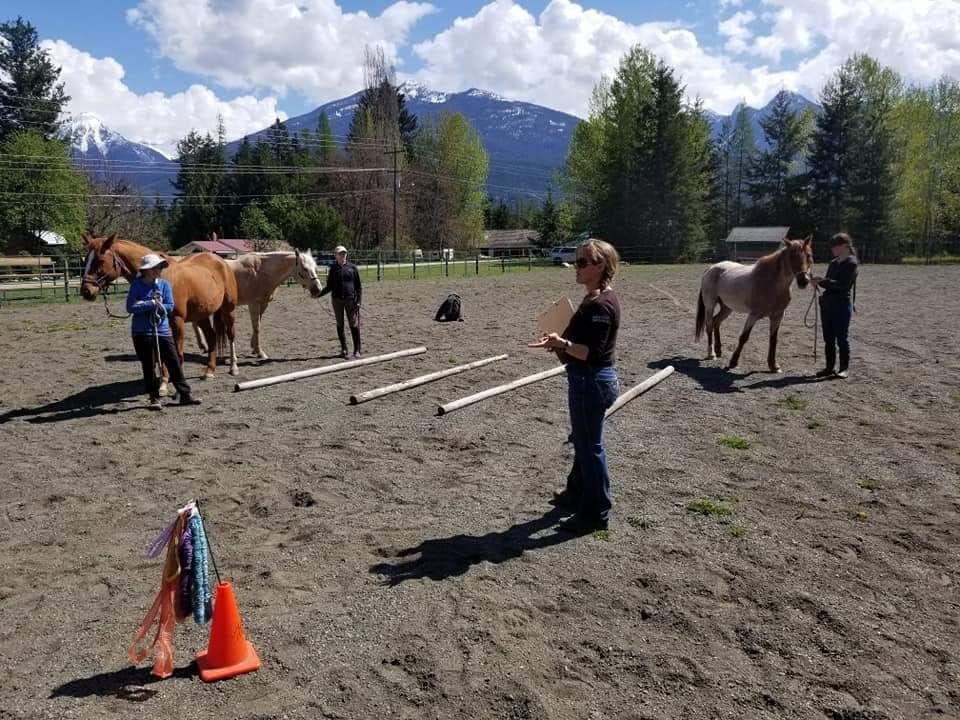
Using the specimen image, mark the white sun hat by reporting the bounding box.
[334,245,348,254]
[138,254,168,272]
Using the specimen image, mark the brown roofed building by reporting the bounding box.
[724,226,790,261]
[482,229,541,257]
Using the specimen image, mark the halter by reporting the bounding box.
[83,248,134,318]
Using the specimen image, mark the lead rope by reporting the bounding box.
[803,285,821,362]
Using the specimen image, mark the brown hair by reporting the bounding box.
[831,232,856,255]
[579,238,619,288]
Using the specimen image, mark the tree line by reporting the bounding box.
[563,46,960,262]
[2,14,959,263]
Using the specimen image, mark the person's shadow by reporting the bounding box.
[0,379,144,425]
[370,507,575,586]
[49,663,196,702]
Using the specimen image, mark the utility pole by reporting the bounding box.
[386,144,401,262]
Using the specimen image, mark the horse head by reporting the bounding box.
[783,236,813,289]
[293,250,323,298]
[80,233,131,300]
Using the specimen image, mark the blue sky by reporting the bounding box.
[5,1,958,154]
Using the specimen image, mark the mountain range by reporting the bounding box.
[63,88,821,201]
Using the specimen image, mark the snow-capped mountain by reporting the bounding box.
[227,83,581,199]
[707,92,820,151]
[61,114,176,195]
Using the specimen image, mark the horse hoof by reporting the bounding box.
[770,366,782,374]
[202,372,214,381]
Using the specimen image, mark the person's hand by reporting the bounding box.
[528,332,566,350]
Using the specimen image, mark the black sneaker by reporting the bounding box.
[815,367,835,378]
[558,515,608,535]
[340,349,349,359]
[179,396,201,406]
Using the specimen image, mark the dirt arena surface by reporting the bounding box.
[1,263,958,720]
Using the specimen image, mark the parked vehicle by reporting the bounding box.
[551,246,578,265]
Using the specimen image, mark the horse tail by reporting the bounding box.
[213,311,228,360]
[695,289,706,340]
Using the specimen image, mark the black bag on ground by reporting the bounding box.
[435,293,463,322]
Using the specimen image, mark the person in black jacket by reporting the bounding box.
[812,233,859,379]
[319,245,363,358]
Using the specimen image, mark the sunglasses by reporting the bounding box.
[575,257,600,268]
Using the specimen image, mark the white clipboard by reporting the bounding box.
[536,296,575,336]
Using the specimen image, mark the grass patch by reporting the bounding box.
[879,402,897,413]
[729,526,747,538]
[592,529,610,541]
[851,510,869,521]
[719,436,752,450]
[806,419,822,430]
[626,516,653,531]
[857,478,881,491]
[686,499,734,517]
[780,394,808,411]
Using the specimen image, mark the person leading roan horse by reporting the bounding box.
[696,237,813,372]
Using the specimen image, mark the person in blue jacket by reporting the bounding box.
[126,254,200,409]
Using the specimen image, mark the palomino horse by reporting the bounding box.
[695,237,813,372]
[80,234,241,378]
[193,251,323,360]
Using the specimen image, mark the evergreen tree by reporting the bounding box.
[168,129,225,247]
[809,64,860,249]
[563,47,714,261]
[846,55,903,261]
[316,111,335,165]
[536,191,562,248]
[0,17,69,141]
[747,91,808,224]
[731,104,756,227]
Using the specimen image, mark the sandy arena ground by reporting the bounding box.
[1,264,958,720]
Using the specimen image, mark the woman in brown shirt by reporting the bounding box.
[529,238,621,532]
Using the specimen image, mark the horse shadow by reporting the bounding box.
[649,356,826,394]
[49,663,196,701]
[0,379,144,425]
[369,507,574,586]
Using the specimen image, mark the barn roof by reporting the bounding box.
[483,229,540,249]
[183,239,253,254]
[724,227,790,244]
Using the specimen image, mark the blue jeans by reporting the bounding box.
[820,297,853,370]
[565,365,619,522]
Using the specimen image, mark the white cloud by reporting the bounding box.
[43,40,285,156]
[127,0,435,103]
[744,0,960,80]
[410,0,802,116]
[718,11,756,55]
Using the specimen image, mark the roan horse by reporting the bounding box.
[695,237,813,372]
[193,251,323,360]
[80,234,241,378]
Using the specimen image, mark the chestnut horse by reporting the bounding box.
[695,237,813,371]
[80,234,240,378]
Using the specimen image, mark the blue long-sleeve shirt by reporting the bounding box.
[126,277,174,336]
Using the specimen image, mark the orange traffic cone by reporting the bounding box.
[196,582,261,682]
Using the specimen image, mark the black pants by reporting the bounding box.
[331,297,361,353]
[820,297,853,371]
[133,333,191,400]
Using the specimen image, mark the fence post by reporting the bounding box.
[444,255,449,277]
[377,252,382,282]
[475,254,479,276]
[63,257,70,302]
[501,256,505,273]
[528,254,532,272]
[412,253,416,279]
